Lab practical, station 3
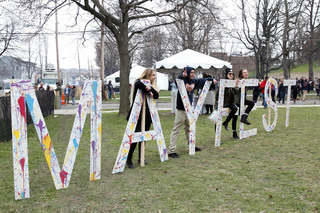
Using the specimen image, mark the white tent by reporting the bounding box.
[104,63,169,91]
[154,49,232,76]
[156,72,169,90]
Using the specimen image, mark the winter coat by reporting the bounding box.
[175,67,212,110]
[126,79,159,128]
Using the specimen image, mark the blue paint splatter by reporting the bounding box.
[91,81,98,111]
[73,138,79,150]
[91,81,98,96]
[25,94,34,112]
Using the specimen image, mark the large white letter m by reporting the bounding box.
[10,80,101,200]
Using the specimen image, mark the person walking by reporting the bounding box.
[55,82,62,107]
[107,80,114,100]
[126,68,159,169]
[168,66,213,158]
[203,74,216,114]
[71,85,77,105]
[278,79,286,104]
[301,79,308,102]
[259,77,268,108]
[64,84,71,104]
[38,82,45,91]
[315,79,320,96]
[292,82,299,104]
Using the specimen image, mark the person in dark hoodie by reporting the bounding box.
[168,66,212,158]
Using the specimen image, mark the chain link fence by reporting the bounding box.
[0,90,55,142]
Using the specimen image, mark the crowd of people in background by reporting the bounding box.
[35,82,79,106]
[34,71,319,111]
[34,78,119,107]
[255,76,319,106]
[31,67,320,169]
[103,80,116,100]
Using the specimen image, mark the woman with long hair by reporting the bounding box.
[215,68,239,139]
[126,68,159,169]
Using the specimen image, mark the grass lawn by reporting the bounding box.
[272,63,320,74]
[249,63,320,78]
[1,107,320,212]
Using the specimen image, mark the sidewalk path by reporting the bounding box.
[54,98,320,115]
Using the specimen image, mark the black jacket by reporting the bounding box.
[126,79,159,128]
[175,73,212,110]
[215,87,237,108]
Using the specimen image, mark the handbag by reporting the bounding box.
[208,110,220,123]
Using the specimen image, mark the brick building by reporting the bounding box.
[210,52,256,75]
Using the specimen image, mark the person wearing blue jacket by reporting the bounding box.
[64,84,71,104]
[168,66,212,158]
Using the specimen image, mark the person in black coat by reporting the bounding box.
[215,68,240,139]
[126,68,159,169]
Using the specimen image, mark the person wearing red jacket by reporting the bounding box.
[259,77,268,108]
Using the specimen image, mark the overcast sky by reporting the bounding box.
[44,0,243,70]
[45,5,100,70]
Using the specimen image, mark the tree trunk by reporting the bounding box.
[309,56,314,80]
[282,0,289,79]
[259,53,266,78]
[118,26,130,115]
[283,56,289,79]
[255,53,260,78]
[308,30,315,80]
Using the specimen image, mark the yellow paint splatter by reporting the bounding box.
[145,132,151,140]
[13,129,20,140]
[42,135,52,171]
[90,172,97,181]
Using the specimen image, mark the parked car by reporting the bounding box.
[0,80,11,95]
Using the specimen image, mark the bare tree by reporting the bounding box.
[280,0,304,78]
[302,0,320,80]
[26,41,36,79]
[236,0,283,79]
[137,28,169,67]
[0,16,16,56]
[70,0,193,114]
[169,0,222,54]
[95,29,120,77]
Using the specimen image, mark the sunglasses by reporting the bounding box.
[228,73,234,75]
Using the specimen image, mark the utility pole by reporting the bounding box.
[38,14,43,83]
[55,0,61,84]
[77,48,81,86]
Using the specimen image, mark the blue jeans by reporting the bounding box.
[279,91,285,103]
[262,94,268,107]
[108,90,112,99]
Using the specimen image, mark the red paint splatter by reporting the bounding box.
[18,96,26,122]
[60,170,68,187]
[20,158,25,172]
